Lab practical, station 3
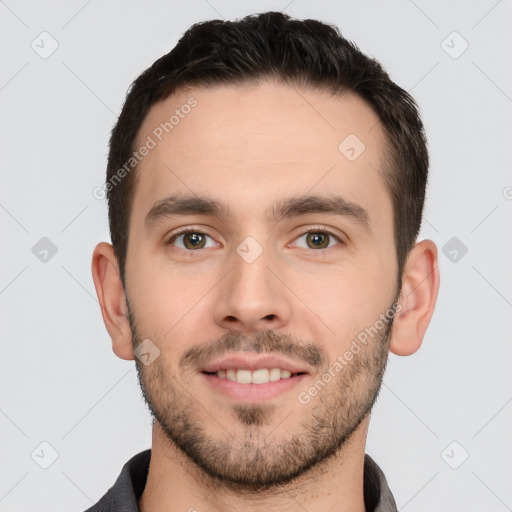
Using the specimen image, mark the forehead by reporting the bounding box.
[132,81,391,231]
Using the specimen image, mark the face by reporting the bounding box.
[124,81,400,489]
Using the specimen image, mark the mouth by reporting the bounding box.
[200,354,310,402]
[202,368,306,384]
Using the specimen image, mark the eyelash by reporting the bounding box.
[290,227,342,250]
[166,227,342,252]
[166,228,218,250]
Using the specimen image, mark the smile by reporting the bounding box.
[201,371,308,402]
[203,368,304,384]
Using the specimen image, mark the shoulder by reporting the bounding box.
[81,449,151,512]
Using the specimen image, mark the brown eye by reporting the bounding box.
[291,230,341,250]
[182,232,206,249]
[170,231,216,250]
[306,232,330,249]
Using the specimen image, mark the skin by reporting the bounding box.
[92,80,440,512]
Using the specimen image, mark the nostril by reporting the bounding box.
[264,314,276,321]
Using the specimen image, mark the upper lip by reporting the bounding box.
[201,354,310,374]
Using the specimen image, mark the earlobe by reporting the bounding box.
[389,239,440,356]
[91,242,135,361]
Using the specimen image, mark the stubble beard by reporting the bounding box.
[128,303,395,492]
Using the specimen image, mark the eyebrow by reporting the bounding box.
[270,195,371,232]
[145,194,371,233]
[145,195,230,226]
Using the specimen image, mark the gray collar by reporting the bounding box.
[364,453,398,511]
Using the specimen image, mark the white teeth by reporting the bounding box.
[236,369,252,384]
[251,369,269,384]
[269,368,281,381]
[213,368,297,384]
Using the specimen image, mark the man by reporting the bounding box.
[89,11,439,512]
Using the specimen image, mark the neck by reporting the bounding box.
[138,419,369,512]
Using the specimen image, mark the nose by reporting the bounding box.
[213,245,292,333]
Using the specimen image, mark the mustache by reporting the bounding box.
[179,330,327,372]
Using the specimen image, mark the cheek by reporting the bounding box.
[126,250,197,330]
[288,262,392,347]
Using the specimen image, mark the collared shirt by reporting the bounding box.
[83,449,397,512]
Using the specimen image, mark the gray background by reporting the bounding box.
[1,1,511,511]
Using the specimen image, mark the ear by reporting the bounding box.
[91,242,134,360]
[390,239,440,356]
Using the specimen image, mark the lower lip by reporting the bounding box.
[201,372,308,402]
